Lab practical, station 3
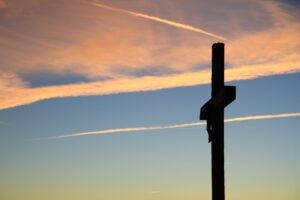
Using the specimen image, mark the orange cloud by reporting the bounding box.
[0,0,299,110]
[1,60,299,110]
[0,0,6,9]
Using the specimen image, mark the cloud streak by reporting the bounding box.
[90,2,226,41]
[1,60,300,110]
[0,0,299,110]
[30,112,300,141]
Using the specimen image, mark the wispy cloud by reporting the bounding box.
[90,2,226,41]
[29,112,300,141]
[1,60,299,110]
[0,25,56,48]
[0,0,299,110]
[224,113,300,122]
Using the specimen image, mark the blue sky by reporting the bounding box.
[1,73,299,199]
[0,0,300,199]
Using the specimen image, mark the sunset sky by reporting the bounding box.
[0,0,300,199]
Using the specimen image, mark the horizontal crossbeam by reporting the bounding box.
[200,86,236,120]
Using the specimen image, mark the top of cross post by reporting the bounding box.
[212,43,225,97]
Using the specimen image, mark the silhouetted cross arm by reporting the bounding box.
[200,86,235,142]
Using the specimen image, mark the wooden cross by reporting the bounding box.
[200,43,236,200]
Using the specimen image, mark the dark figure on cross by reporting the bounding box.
[206,114,213,142]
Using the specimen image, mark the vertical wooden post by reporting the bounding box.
[200,43,235,200]
[211,43,225,200]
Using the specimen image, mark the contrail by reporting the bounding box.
[0,25,56,48]
[30,112,300,141]
[90,2,226,41]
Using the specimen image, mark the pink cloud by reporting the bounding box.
[0,0,299,110]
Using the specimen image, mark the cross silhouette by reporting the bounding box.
[200,43,236,200]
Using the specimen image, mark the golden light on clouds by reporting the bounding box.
[0,0,299,110]
[1,60,299,110]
